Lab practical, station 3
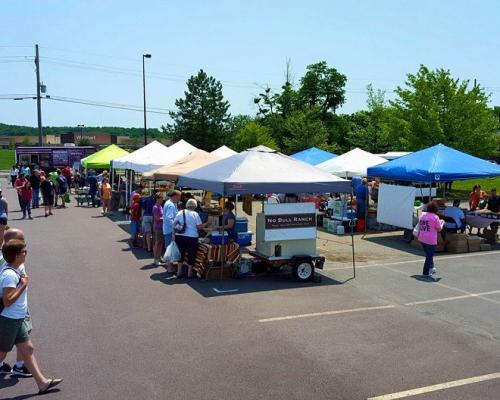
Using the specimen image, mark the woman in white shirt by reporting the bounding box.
[173,199,207,278]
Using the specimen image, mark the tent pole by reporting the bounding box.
[221,190,226,280]
[350,188,356,279]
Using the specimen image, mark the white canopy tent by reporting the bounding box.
[178,150,352,194]
[210,145,237,159]
[316,148,388,178]
[247,145,276,153]
[111,140,171,173]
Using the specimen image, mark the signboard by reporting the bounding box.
[264,203,317,241]
[52,150,69,166]
[377,184,415,229]
[265,213,316,229]
[67,149,86,166]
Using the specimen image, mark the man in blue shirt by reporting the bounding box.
[163,190,181,272]
[355,178,369,219]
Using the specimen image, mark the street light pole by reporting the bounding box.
[35,44,43,145]
[142,54,151,146]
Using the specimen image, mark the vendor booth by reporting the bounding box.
[178,150,353,281]
[367,144,500,249]
[316,147,388,177]
[210,145,237,159]
[81,144,128,170]
[291,147,337,165]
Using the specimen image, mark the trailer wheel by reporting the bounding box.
[293,260,314,282]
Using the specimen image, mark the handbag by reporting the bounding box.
[175,210,187,234]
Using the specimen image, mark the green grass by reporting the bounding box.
[0,149,14,170]
[450,177,500,197]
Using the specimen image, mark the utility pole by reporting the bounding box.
[142,54,151,145]
[35,44,43,145]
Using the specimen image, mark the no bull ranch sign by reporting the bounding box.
[265,213,316,229]
[263,203,317,241]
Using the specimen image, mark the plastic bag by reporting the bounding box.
[64,193,71,203]
[164,241,181,262]
[413,223,420,239]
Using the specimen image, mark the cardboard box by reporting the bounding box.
[480,243,491,251]
[467,236,483,252]
[446,242,469,253]
[445,233,468,245]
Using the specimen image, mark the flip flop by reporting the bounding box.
[38,378,63,395]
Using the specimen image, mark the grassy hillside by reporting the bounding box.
[0,149,15,170]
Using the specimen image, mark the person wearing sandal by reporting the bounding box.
[173,198,208,278]
[0,240,62,395]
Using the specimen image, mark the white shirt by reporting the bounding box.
[173,209,202,238]
[0,265,27,319]
[163,200,178,234]
[443,206,465,228]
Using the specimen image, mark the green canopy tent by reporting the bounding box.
[81,144,129,170]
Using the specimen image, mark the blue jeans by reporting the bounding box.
[421,243,435,275]
[164,233,173,248]
[21,199,31,217]
[32,188,40,208]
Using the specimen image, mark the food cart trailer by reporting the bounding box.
[249,202,325,281]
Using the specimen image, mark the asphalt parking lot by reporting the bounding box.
[0,185,499,399]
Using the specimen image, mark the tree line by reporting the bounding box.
[165,63,500,158]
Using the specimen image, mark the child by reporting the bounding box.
[20,181,33,220]
[130,193,142,247]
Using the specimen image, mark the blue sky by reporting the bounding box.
[1,0,499,129]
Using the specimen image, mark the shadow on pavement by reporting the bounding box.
[149,270,344,298]
[0,375,19,390]
[411,274,442,283]
[362,233,424,256]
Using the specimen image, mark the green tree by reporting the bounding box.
[347,85,392,153]
[297,61,347,117]
[225,114,253,144]
[234,121,277,152]
[77,138,90,146]
[283,107,329,154]
[168,69,230,151]
[388,65,499,157]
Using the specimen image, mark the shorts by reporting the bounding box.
[0,315,29,352]
[0,217,7,226]
[164,233,173,248]
[142,215,153,233]
[130,220,139,235]
[43,196,54,206]
[175,235,198,265]
[154,229,163,242]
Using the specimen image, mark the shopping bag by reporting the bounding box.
[412,223,420,239]
[164,241,181,262]
[64,193,71,203]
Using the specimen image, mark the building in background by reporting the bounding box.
[60,132,117,145]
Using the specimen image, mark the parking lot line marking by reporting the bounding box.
[258,305,396,323]
[380,265,500,306]
[324,250,500,271]
[367,372,500,399]
[404,290,500,306]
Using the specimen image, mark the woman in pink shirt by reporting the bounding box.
[417,201,444,279]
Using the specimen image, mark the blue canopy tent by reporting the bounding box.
[291,147,337,165]
[367,144,500,182]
